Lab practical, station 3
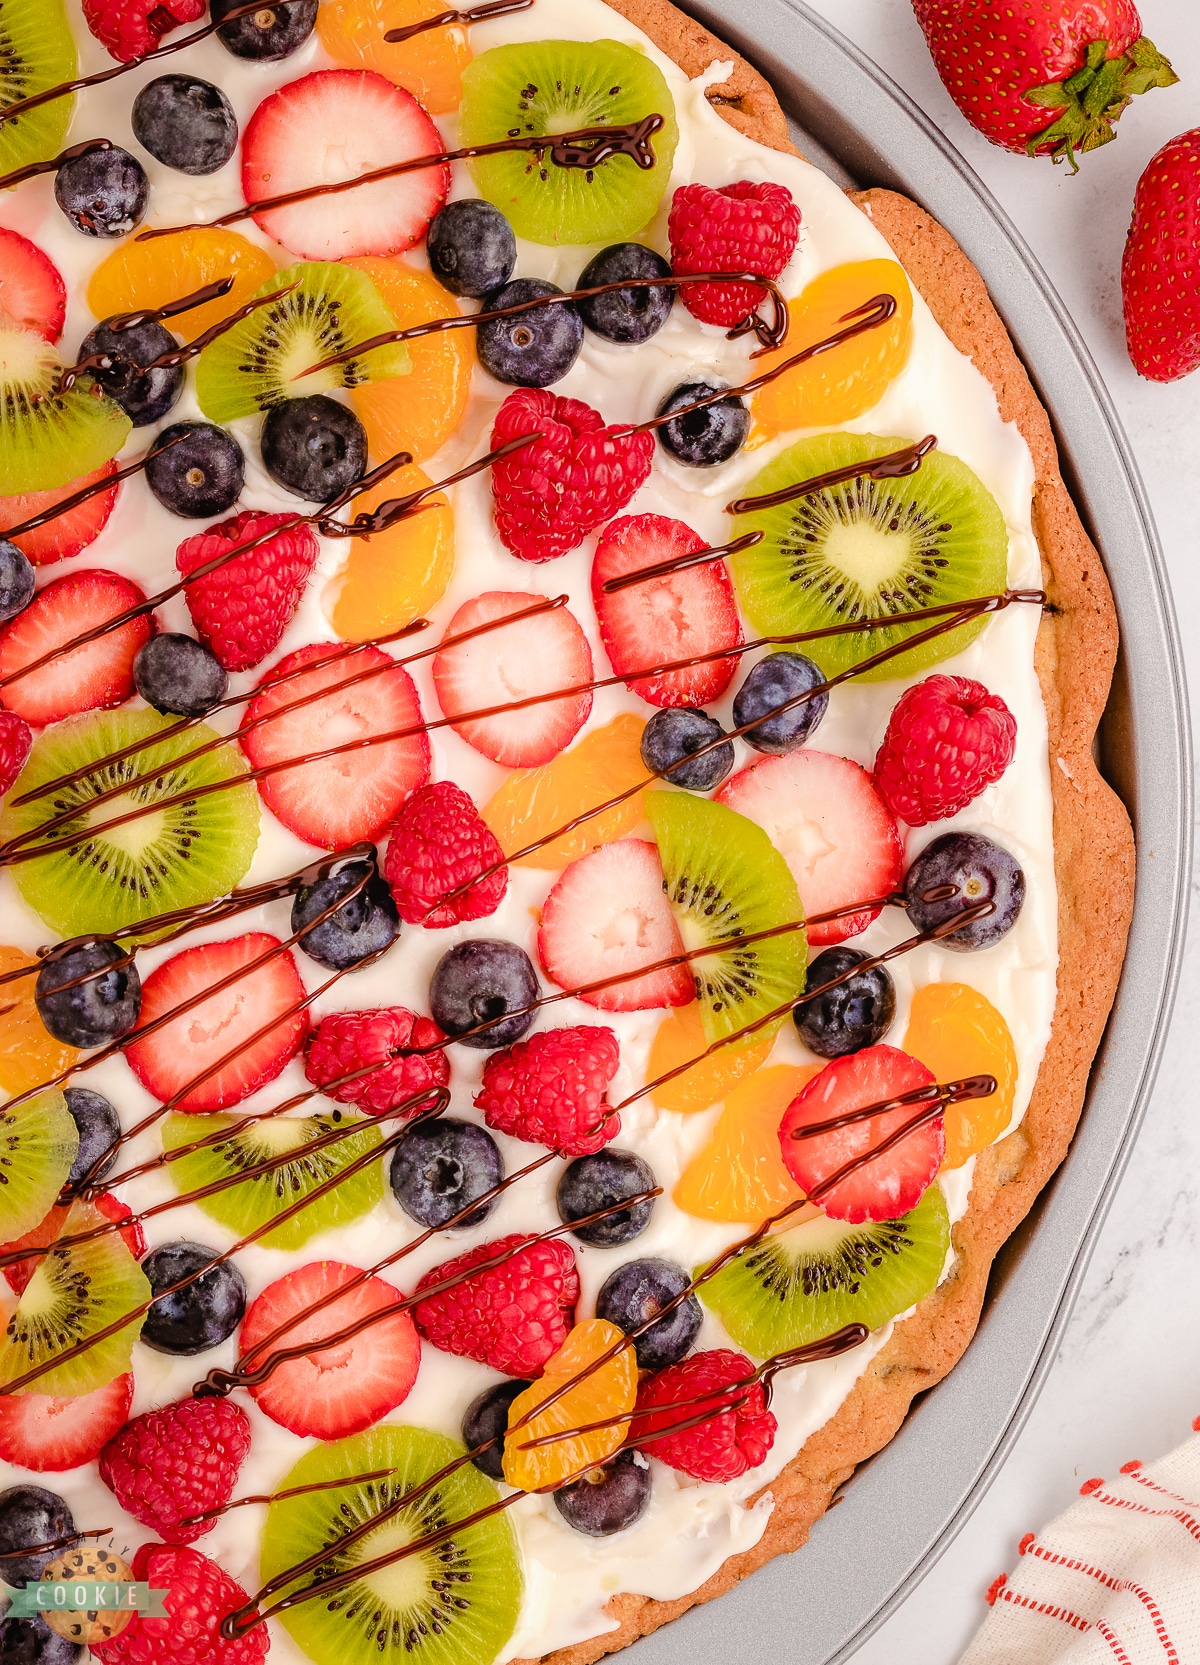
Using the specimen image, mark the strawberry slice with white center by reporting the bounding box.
[432,591,593,767]
[241,643,430,848]
[718,750,903,945]
[241,69,449,260]
[238,1260,420,1440]
[538,839,693,1011]
[592,514,743,708]
[125,934,309,1112]
[779,1045,943,1223]
[0,462,120,564]
[0,1371,133,1472]
[0,229,66,342]
[0,569,152,727]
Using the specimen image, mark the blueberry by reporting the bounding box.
[476,278,583,388]
[0,543,35,624]
[146,422,244,519]
[77,318,183,427]
[291,855,399,972]
[261,395,366,502]
[212,0,317,58]
[577,242,674,344]
[429,940,539,1050]
[793,947,896,1059]
[427,200,516,299]
[140,1241,246,1356]
[134,633,228,718]
[54,145,148,238]
[655,380,748,467]
[732,651,828,753]
[132,75,238,176]
[389,1118,503,1231]
[34,941,141,1049]
[553,1448,652,1536]
[903,831,1026,951]
[0,1486,77,1587]
[462,1377,531,1479]
[595,1257,701,1369]
[0,1614,81,1664]
[640,707,734,791]
[555,1149,655,1247]
[62,1088,121,1188]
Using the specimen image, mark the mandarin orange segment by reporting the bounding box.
[86,230,277,345]
[482,714,647,869]
[317,0,471,114]
[752,259,914,437]
[647,1000,776,1114]
[673,1063,820,1224]
[503,1319,636,1491]
[326,463,454,640]
[0,947,80,1096]
[346,258,473,465]
[903,982,1018,1169]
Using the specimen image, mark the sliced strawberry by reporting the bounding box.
[779,1045,942,1223]
[125,934,309,1112]
[241,644,430,849]
[717,750,903,946]
[592,515,743,708]
[0,1372,133,1471]
[0,569,152,727]
[241,70,448,260]
[2,1192,147,1296]
[0,229,66,342]
[238,1260,420,1440]
[0,462,120,565]
[538,839,693,1011]
[432,592,593,767]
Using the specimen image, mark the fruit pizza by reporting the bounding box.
[0,0,1133,1662]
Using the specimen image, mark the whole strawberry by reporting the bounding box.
[872,675,1016,826]
[177,510,318,672]
[84,0,205,63]
[1123,129,1200,381]
[475,1025,621,1156]
[384,781,508,927]
[91,1542,267,1665]
[304,1005,449,1115]
[912,0,1176,169]
[668,181,800,327]
[98,1397,250,1545]
[633,1348,777,1482]
[412,1234,579,1375]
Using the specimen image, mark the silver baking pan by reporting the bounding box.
[629,2,1193,1660]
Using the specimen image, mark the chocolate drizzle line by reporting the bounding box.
[0,139,112,195]
[102,278,237,335]
[383,0,533,43]
[0,432,190,545]
[136,117,666,242]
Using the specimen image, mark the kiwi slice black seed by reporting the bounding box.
[699,1183,950,1357]
[0,1090,77,1242]
[730,432,1009,681]
[0,0,76,181]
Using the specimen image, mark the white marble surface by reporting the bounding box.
[788,1,1200,1658]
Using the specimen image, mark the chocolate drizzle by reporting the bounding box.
[383,0,533,43]
[0,431,190,545]
[0,138,112,195]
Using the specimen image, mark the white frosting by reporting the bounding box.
[0,2,1057,1658]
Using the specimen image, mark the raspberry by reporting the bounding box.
[176,511,319,673]
[0,712,31,801]
[475,1026,621,1156]
[633,1348,777,1482]
[92,1542,267,1665]
[490,389,655,562]
[82,0,205,63]
[412,1234,579,1375]
[304,1006,449,1115]
[872,674,1017,827]
[384,781,508,928]
[669,181,801,328]
[98,1398,250,1545]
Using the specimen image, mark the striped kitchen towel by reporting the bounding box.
[962,1417,1200,1662]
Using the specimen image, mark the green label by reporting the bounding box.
[8,1582,168,1618]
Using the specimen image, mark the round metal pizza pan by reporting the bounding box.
[624,2,1192,1660]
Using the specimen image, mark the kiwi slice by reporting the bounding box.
[0,709,260,939]
[0,0,76,182]
[195,261,411,424]
[459,40,680,245]
[0,1090,77,1242]
[730,432,1009,681]
[700,1183,950,1358]
[259,1424,523,1665]
[162,1110,384,1251]
[647,791,806,1047]
[0,325,131,496]
[0,1198,151,1395]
